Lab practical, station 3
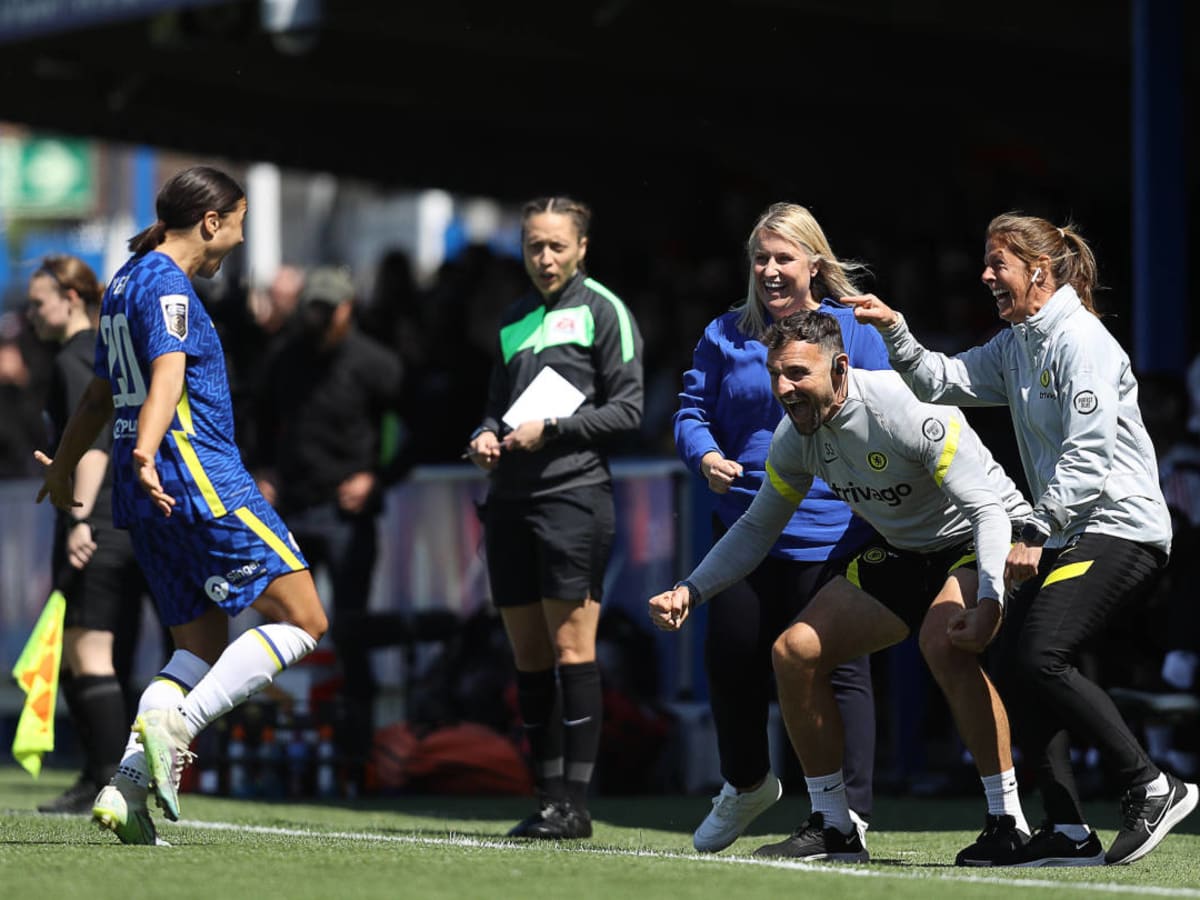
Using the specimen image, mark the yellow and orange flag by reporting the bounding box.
[11,590,66,777]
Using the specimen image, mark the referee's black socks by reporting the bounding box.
[559,661,602,809]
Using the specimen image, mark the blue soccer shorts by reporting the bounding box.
[129,491,309,627]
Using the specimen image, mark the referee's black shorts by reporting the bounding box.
[483,482,615,607]
[54,523,148,632]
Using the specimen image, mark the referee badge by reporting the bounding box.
[160,294,189,340]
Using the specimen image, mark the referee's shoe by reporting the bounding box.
[1106,773,1198,865]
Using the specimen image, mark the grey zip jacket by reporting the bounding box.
[879,285,1171,555]
[686,368,1032,607]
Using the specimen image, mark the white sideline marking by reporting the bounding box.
[171,818,1200,897]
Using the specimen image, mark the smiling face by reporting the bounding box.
[981,237,1041,324]
[765,338,844,435]
[198,197,247,279]
[752,230,820,321]
[523,211,587,298]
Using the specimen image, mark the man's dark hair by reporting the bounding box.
[761,310,845,358]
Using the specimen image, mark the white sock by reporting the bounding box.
[1053,823,1091,841]
[178,624,317,739]
[982,768,1029,833]
[1142,771,1170,797]
[807,770,852,834]
[117,650,212,789]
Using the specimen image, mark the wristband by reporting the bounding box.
[468,425,494,441]
[69,517,92,531]
[673,580,701,606]
[1018,521,1048,547]
[542,417,560,441]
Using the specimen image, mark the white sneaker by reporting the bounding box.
[693,772,783,852]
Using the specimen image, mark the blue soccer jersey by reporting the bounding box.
[94,251,257,526]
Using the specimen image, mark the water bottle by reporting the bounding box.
[315,724,337,799]
[228,723,251,798]
[256,725,285,798]
[285,723,312,797]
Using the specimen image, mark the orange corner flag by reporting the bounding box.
[11,590,66,778]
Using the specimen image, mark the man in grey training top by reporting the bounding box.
[649,310,1035,866]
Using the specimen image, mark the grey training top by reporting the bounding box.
[880,285,1171,555]
[687,368,1032,606]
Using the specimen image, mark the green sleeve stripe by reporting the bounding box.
[584,277,635,363]
[499,306,546,364]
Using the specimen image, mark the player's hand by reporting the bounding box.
[66,521,97,569]
[947,598,1002,653]
[501,420,546,454]
[33,449,82,512]
[842,294,900,329]
[133,447,175,517]
[466,430,502,471]
[1003,542,1042,593]
[700,451,742,495]
[648,585,692,632]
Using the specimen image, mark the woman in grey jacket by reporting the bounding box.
[847,212,1196,868]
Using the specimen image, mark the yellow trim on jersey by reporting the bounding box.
[766,461,804,505]
[250,628,286,671]
[172,388,227,517]
[1042,559,1094,588]
[947,550,976,573]
[933,417,961,486]
[846,557,862,588]
[234,506,304,571]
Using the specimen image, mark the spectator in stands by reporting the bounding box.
[252,265,405,790]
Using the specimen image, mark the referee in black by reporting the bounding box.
[465,196,644,839]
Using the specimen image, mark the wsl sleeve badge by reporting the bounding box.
[159,294,189,340]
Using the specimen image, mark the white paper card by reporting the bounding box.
[502,366,586,430]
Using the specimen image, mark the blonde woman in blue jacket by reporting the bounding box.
[849,212,1196,867]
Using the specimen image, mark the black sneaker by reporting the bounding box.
[1106,773,1198,865]
[1013,824,1105,867]
[752,812,869,862]
[508,799,593,840]
[955,813,1030,866]
[36,775,100,815]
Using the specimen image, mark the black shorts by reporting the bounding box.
[842,536,979,632]
[483,483,615,607]
[53,523,149,632]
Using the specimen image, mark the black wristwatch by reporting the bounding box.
[1019,521,1049,547]
[69,516,92,532]
[542,417,560,441]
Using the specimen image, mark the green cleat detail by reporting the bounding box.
[134,708,194,823]
[93,782,168,846]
